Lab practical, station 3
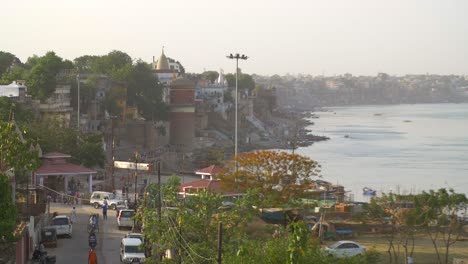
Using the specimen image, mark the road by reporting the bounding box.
[45,203,131,264]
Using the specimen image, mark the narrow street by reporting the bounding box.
[44,203,130,264]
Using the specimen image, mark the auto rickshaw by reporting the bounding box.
[41,226,58,248]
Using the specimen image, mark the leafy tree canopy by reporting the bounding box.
[0,97,34,123]
[219,150,321,207]
[24,120,105,168]
[201,71,219,83]
[0,121,40,241]
[0,51,19,78]
[128,61,168,121]
[26,51,67,100]
[225,69,255,91]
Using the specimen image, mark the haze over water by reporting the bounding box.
[297,103,468,202]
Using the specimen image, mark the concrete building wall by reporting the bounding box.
[123,121,170,149]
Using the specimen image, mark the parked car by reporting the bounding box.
[324,240,365,258]
[51,215,72,238]
[120,238,145,263]
[90,191,124,210]
[117,209,136,230]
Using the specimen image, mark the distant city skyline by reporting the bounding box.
[2,0,467,76]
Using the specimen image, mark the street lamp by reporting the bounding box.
[226,53,248,160]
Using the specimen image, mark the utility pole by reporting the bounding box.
[157,161,161,223]
[76,74,80,130]
[110,117,115,191]
[217,222,223,264]
[134,152,139,205]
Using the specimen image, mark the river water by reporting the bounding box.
[296,103,468,202]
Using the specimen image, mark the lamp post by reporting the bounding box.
[226,53,248,160]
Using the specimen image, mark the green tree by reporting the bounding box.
[0,66,28,85]
[73,55,100,73]
[413,189,467,264]
[0,51,17,78]
[363,192,408,263]
[92,50,132,79]
[27,51,65,100]
[0,97,34,123]
[128,61,168,121]
[0,121,40,241]
[24,120,105,168]
[225,70,255,91]
[0,173,17,241]
[142,182,258,263]
[201,71,219,83]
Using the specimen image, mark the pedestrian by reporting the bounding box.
[102,202,108,220]
[88,248,98,264]
[71,206,77,224]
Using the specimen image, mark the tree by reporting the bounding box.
[0,66,28,85]
[0,121,40,241]
[201,71,219,83]
[24,120,105,168]
[225,70,256,91]
[218,150,321,207]
[91,50,132,79]
[0,98,34,123]
[142,179,259,263]
[0,51,17,78]
[73,55,100,73]
[128,61,168,121]
[412,189,467,264]
[27,51,65,100]
[363,192,409,263]
[104,84,127,118]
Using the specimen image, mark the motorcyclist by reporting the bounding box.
[88,232,97,249]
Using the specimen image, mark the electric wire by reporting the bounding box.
[161,201,215,262]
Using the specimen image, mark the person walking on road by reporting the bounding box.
[102,202,108,220]
[88,248,98,264]
[70,206,77,223]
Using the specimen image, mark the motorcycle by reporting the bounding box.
[32,247,56,264]
[89,232,97,249]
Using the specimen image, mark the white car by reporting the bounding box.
[324,240,366,258]
[117,209,135,230]
[51,215,73,238]
[90,191,124,210]
[120,238,145,263]
[125,232,144,242]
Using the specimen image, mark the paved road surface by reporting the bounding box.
[45,203,131,264]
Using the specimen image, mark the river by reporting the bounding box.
[296,103,468,202]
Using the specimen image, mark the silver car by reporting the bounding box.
[51,215,73,238]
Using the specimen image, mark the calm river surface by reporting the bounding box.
[297,103,468,202]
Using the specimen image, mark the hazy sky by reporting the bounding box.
[2,0,467,76]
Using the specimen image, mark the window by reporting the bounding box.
[339,243,359,249]
[52,218,69,225]
[120,211,135,218]
[125,245,144,253]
